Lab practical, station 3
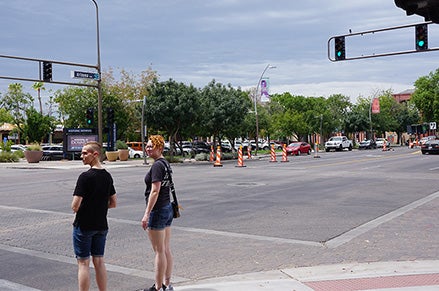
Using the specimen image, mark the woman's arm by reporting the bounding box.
[141,181,161,230]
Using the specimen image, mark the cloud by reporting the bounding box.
[0,0,435,106]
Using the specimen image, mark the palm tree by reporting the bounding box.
[32,82,45,114]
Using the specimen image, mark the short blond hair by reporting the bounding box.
[149,135,164,150]
[84,141,102,155]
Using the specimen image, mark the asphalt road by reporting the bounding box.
[1,146,439,290]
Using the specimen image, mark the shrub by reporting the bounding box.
[195,153,208,161]
[164,155,183,163]
[0,151,19,163]
[116,140,128,150]
[27,143,42,151]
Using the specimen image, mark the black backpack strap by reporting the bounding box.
[159,159,178,204]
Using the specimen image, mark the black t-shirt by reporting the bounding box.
[73,168,116,231]
[144,158,171,210]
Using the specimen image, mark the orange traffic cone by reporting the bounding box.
[247,146,252,159]
[213,146,223,167]
[209,145,214,162]
[269,144,277,163]
[281,144,289,162]
[236,146,246,167]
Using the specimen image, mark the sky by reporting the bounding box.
[1,0,438,106]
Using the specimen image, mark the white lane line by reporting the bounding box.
[0,243,185,281]
[2,188,438,254]
[0,279,41,291]
[325,190,439,248]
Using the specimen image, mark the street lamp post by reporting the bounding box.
[254,64,276,155]
[91,0,103,146]
[141,96,148,165]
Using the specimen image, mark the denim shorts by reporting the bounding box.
[73,226,108,259]
[148,203,173,230]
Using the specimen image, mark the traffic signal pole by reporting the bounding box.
[328,21,437,62]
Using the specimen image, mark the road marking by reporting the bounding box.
[0,279,41,291]
[0,243,188,282]
[325,190,439,248]
[2,187,438,256]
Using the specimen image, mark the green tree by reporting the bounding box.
[32,82,45,114]
[326,94,352,135]
[411,68,439,122]
[0,83,34,142]
[22,107,55,143]
[199,80,251,146]
[146,79,201,154]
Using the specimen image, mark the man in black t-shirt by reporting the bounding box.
[71,141,117,291]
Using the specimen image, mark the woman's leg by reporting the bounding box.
[164,226,173,286]
[148,229,166,289]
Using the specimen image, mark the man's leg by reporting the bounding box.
[77,258,91,291]
[92,256,107,291]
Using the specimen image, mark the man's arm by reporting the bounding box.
[71,196,83,213]
[108,194,117,209]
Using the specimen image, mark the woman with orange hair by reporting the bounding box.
[141,135,174,291]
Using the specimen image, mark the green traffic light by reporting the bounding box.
[337,51,342,57]
[418,40,425,47]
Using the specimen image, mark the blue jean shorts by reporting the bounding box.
[148,203,173,230]
[73,226,108,259]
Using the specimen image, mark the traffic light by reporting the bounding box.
[334,36,345,61]
[415,24,428,51]
[42,62,52,82]
[394,0,439,24]
[86,108,94,126]
[107,107,114,125]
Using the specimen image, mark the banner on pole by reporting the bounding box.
[371,98,380,114]
[260,77,270,103]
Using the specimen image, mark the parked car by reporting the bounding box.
[325,136,353,152]
[128,147,144,159]
[164,142,194,156]
[420,136,437,145]
[192,141,211,154]
[375,138,390,148]
[42,145,80,160]
[261,141,283,150]
[358,139,376,150]
[10,144,27,152]
[126,141,145,151]
[421,139,439,154]
[286,142,311,155]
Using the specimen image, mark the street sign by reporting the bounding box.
[71,70,100,80]
[430,122,436,130]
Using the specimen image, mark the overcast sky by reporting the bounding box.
[1,0,438,105]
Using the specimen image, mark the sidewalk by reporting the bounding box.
[0,158,150,170]
[175,260,439,291]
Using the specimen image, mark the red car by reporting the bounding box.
[286,142,311,155]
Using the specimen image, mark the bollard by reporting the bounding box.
[236,146,246,167]
[281,144,289,162]
[269,144,277,162]
[213,145,223,167]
